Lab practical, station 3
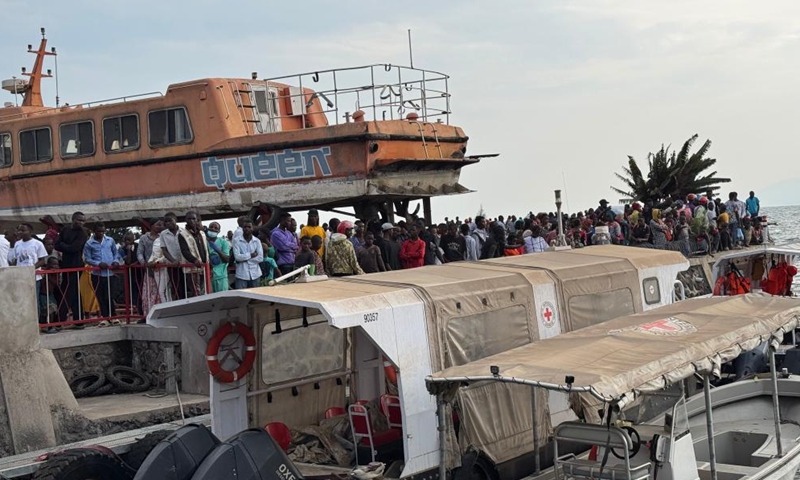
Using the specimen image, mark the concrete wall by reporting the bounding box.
[52,342,132,382]
[0,267,60,455]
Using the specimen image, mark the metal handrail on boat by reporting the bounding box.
[262,63,452,127]
[0,91,163,121]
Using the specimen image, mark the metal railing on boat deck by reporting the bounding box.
[263,64,451,126]
[34,263,211,329]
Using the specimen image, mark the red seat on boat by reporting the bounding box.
[264,422,292,452]
[325,406,347,419]
[349,404,402,463]
[380,394,402,429]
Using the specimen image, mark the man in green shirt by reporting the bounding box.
[206,221,231,292]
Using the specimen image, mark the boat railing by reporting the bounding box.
[264,63,451,126]
[0,91,163,122]
[35,262,211,330]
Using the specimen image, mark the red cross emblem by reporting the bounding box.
[639,319,678,332]
[541,301,557,328]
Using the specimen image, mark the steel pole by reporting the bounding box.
[437,398,447,480]
[770,347,784,457]
[703,376,718,480]
[531,387,541,474]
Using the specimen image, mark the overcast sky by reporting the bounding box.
[3,0,800,225]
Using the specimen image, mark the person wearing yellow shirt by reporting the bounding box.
[300,209,326,258]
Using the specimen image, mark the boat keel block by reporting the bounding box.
[133,424,220,480]
[191,428,304,480]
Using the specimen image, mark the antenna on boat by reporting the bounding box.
[20,27,57,108]
[407,29,414,68]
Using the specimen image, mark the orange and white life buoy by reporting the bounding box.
[206,322,257,383]
[383,357,398,386]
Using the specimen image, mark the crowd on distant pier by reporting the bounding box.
[0,189,766,332]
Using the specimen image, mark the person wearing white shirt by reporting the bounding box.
[10,224,48,326]
[0,231,10,268]
[233,220,264,289]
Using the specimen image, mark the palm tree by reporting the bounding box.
[612,134,731,204]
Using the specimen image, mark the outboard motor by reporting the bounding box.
[191,429,304,480]
[734,341,769,379]
[133,424,220,480]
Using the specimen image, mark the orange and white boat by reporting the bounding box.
[0,30,480,230]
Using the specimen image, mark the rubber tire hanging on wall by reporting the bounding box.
[68,372,105,398]
[105,366,151,393]
[32,448,135,480]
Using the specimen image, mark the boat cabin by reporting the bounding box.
[146,246,688,478]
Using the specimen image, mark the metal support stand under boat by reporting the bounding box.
[531,386,540,474]
[437,398,447,480]
[770,346,784,457]
[555,189,567,247]
[703,375,718,480]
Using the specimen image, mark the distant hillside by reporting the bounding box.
[758,178,800,207]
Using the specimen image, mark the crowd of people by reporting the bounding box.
[0,190,766,333]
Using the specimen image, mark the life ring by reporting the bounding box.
[206,322,257,383]
[383,357,398,386]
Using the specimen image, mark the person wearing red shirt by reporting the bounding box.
[400,224,426,269]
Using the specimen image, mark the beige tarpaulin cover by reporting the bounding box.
[428,294,800,402]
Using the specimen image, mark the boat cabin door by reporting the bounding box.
[251,84,281,133]
[353,328,386,401]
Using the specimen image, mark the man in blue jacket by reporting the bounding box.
[83,222,120,318]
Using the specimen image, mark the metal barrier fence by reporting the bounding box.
[35,263,212,329]
[263,64,451,127]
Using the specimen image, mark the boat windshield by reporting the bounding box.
[669,396,690,463]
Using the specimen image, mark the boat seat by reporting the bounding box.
[562,458,651,480]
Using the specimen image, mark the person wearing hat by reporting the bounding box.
[379,222,401,270]
[300,209,326,258]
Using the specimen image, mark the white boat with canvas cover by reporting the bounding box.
[426,294,800,480]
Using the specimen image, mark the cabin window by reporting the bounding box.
[261,317,345,386]
[446,305,531,366]
[19,127,52,164]
[148,107,193,147]
[567,288,635,330]
[0,133,11,167]
[60,121,95,158]
[103,114,139,153]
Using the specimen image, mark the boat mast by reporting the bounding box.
[21,27,56,108]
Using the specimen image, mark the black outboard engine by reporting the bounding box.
[191,428,305,480]
[133,424,220,480]
[734,341,769,379]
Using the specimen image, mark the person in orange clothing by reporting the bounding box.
[399,224,426,269]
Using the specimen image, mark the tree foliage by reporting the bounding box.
[612,134,731,205]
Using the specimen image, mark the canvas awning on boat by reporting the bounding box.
[426,294,800,403]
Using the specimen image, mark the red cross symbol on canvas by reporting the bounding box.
[543,307,553,322]
[640,319,677,332]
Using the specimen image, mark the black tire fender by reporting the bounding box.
[106,366,151,393]
[69,373,105,398]
[88,382,115,397]
[32,448,134,480]
[122,429,172,470]
[454,450,498,480]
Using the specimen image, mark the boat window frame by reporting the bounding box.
[18,126,54,164]
[147,106,194,148]
[59,119,96,159]
[102,113,141,154]
[0,131,11,168]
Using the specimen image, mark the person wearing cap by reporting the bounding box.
[300,209,326,258]
[379,222,401,270]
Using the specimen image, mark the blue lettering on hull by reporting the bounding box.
[201,147,333,189]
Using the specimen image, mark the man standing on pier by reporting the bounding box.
[55,212,88,327]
